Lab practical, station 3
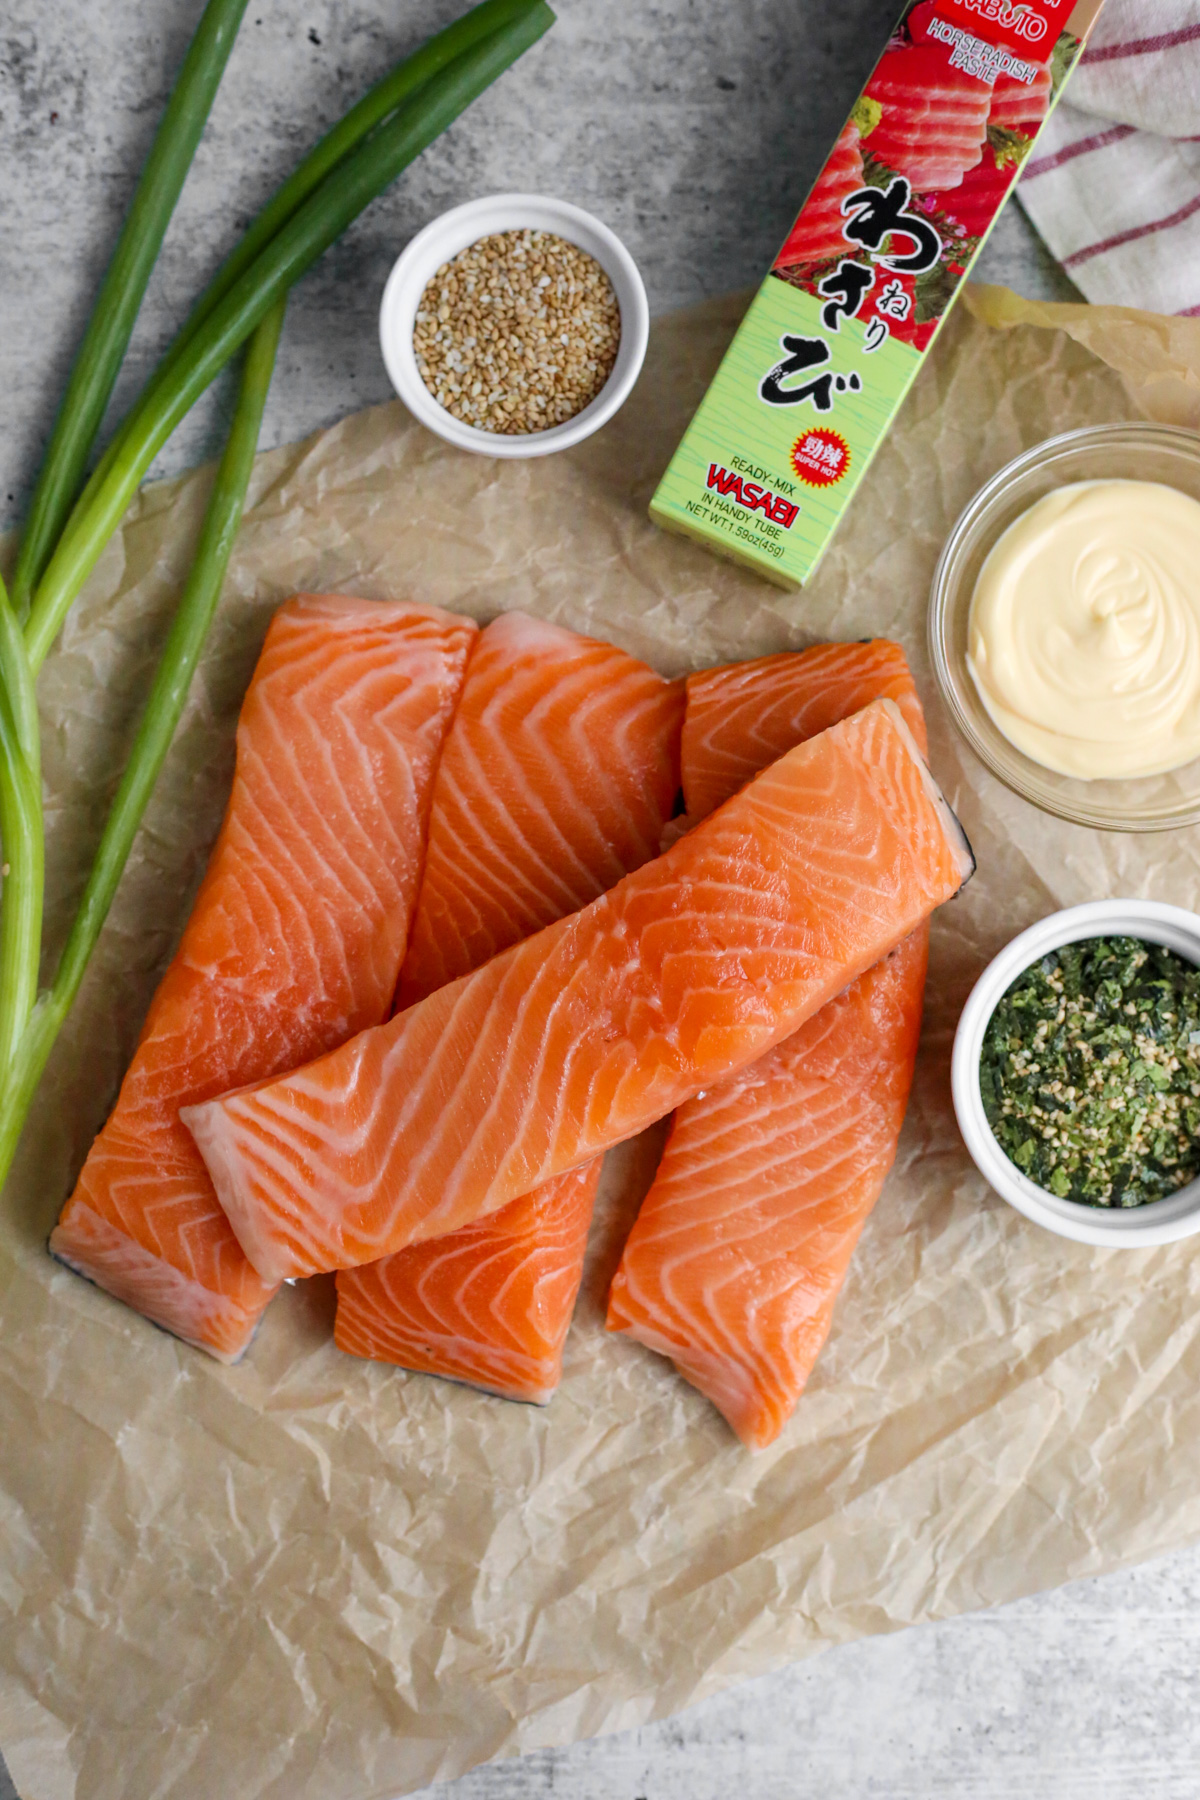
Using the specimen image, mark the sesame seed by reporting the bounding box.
[980,936,1200,1209]
[412,230,622,436]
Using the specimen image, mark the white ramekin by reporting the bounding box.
[952,899,1200,1248]
[378,193,649,458]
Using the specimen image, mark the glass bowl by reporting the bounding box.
[928,421,1200,831]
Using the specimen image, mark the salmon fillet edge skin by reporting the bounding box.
[184,697,973,1286]
[334,612,684,1402]
[608,641,929,1448]
[50,595,475,1363]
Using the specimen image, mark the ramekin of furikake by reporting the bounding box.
[952,902,1200,1247]
[981,937,1200,1208]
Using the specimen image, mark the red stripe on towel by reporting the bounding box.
[1084,23,1200,63]
[1023,124,1136,179]
[1064,192,1200,267]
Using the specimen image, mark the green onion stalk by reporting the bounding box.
[0,299,284,1187]
[0,0,554,1188]
[0,625,42,1080]
[27,6,556,673]
[66,0,545,538]
[9,0,252,622]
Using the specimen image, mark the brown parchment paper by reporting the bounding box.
[5,283,1200,1800]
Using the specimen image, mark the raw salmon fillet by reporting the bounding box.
[394,613,684,1009]
[335,612,683,1401]
[607,639,930,1447]
[335,1161,603,1403]
[185,697,972,1285]
[607,932,927,1449]
[681,640,927,819]
[50,595,475,1361]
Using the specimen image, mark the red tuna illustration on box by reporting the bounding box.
[772,0,1064,351]
[650,0,1102,591]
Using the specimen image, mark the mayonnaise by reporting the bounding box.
[967,479,1200,781]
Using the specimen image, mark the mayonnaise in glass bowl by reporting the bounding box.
[929,423,1200,831]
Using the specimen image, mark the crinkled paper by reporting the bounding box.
[4,284,1200,1800]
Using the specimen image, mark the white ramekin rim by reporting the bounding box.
[378,192,649,459]
[951,899,1200,1247]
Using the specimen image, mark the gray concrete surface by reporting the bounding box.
[0,0,1076,528]
[0,5,1181,1800]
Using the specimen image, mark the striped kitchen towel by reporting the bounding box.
[1016,0,1200,313]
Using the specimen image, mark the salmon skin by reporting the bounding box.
[608,642,929,1449]
[335,613,683,1401]
[185,696,973,1286]
[608,934,927,1448]
[50,595,475,1362]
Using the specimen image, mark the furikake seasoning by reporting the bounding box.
[980,936,1200,1209]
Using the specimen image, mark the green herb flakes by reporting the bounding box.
[980,936,1200,1209]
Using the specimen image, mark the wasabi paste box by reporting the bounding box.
[650,0,1105,588]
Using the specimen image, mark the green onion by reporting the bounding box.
[0,654,42,1082]
[25,4,555,676]
[8,0,251,621]
[0,298,284,1189]
[0,571,42,1083]
[66,0,541,534]
[0,0,554,1191]
[156,0,540,362]
[0,574,39,769]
